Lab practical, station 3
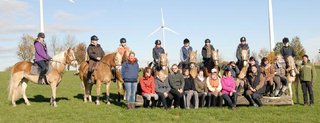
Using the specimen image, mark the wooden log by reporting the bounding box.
[236,95,293,106]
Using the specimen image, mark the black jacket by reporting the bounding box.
[184,77,196,91]
[87,44,105,61]
[280,46,296,59]
[201,44,215,59]
[246,72,266,94]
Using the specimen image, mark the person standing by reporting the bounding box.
[140,67,158,108]
[34,32,51,84]
[180,38,193,69]
[299,55,316,106]
[121,52,139,109]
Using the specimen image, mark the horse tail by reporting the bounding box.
[8,73,22,102]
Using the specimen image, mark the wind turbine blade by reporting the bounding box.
[148,27,161,37]
[164,27,179,35]
[69,0,75,3]
[161,8,165,26]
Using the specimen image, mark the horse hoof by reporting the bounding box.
[107,102,111,105]
[26,103,31,106]
[96,101,100,105]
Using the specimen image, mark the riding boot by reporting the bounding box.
[112,68,116,83]
[211,95,217,107]
[244,94,255,106]
[43,75,49,85]
[37,75,44,84]
[87,71,93,84]
[253,98,263,107]
[207,95,212,107]
[233,93,238,106]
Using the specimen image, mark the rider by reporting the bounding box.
[280,37,296,68]
[34,32,51,85]
[201,39,215,71]
[113,38,131,82]
[87,35,105,84]
[152,40,165,71]
[180,38,193,69]
[236,36,250,70]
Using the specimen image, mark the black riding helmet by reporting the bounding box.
[282,37,289,43]
[205,39,211,43]
[37,32,45,38]
[91,35,99,41]
[155,40,161,45]
[183,38,190,44]
[240,37,246,42]
[120,38,126,43]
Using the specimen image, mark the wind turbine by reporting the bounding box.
[148,8,179,51]
[39,0,75,33]
[268,0,275,52]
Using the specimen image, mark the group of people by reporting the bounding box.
[33,32,316,110]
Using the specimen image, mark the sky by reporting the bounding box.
[0,0,319,71]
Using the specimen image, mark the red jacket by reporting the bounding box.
[139,76,156,96]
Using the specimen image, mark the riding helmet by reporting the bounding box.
[37,32,45,38]
[240,37,246,42]
[282,37,289,43]
[91,35,99,41]
[155,40,161,45]
[205,39,211,43]
[120,38,126,43]
[183,38,190,44]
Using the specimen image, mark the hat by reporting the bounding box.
[37,32,45,38]
[282,37,289,43]
[155,40,161,45]
[91,35,99,41]
[120,38,126,43]
[240,37,246,42]
[211,68,218,73]
[205,39,211,43]
[183,38,190,44]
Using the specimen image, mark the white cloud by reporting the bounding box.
[54,10,80,20]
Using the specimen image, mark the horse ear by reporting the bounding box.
[195,50,197,54]
[217,49,219,53]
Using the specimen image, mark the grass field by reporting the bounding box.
[0,69,319,123]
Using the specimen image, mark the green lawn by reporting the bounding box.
[0,69,319,123]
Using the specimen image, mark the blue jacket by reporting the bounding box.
[121,60,139,83]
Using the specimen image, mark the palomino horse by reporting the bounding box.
[286,56,299,104]
[78,52,123,105]
[153,53,169,77]
[204,50,220,76]
[8,48,78,107]
[189,51,198,78]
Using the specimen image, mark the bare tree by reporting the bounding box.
[48,35,63,55]
[17,34,35,61]
[258,48,269,59]
[74,42,87,64]
[64,34,77,50]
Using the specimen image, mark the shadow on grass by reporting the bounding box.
[16,95,69,104]
[73,93,126,107]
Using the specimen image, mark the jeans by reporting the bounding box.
[222,93,237,108]
[124,82,137,103]
[301,81,314,104]
[156,92,173,108]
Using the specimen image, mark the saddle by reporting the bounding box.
[31,62,52,75]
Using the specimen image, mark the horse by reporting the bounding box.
[8,48,78,107]
[286,56,299,104]
[78,52,124,105]
[152,53,169,77]
[204,50,220,76]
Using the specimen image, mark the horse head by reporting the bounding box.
[212,49,219,66]
[65,48,78,67]
[241,49,249,66]
[160,53,168,66]
[114,52,123,70]
[189,50,197,64]
[286,56,296,77]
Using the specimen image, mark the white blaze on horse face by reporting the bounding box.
[162,66,167,70]
[241,50,248,60]
[190,63,195,68]
[160,53,167,66]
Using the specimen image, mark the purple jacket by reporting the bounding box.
[221,76,236,95]
[34,41,50,62]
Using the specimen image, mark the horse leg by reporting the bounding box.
[287,81,294,105]
[96,81,101,105]
[105,82,111,105]
[89,84,93,102]
[294,78,300,104]
[50,83,58,107]
[10,73,24,107]
[21,80,30,106]
[81,80,88,103]
[117,80,124,102]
